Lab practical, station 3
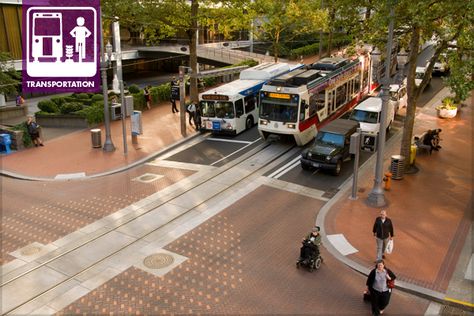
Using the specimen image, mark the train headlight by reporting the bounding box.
[287,124,296,129]
[260,120,268,125]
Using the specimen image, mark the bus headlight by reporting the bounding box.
[287,124,296,129]
[260,120,268,125]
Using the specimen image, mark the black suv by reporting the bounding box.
[300,119,358,176]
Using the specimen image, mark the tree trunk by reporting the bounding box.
[274,32,280,62]
[400,26,420,171]
[326,8,336,57]
[189,0,199,104]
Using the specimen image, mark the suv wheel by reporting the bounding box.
[333,160,342,176]
[301,162,311,171]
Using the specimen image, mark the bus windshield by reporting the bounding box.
[260,100,298,123]
[349,109,379,124]
[316,132,344,147]
[200,101,235,119]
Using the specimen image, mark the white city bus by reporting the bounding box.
[199,62,302,135]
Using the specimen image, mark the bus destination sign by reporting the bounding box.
[202,94,229,101]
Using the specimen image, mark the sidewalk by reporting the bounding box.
[0,98,198,179]
[318,88,473,312]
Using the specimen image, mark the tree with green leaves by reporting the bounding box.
[0,52,20,97]
[249,0,327,62]
[354,0,473,171]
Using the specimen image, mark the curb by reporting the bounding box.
[316,86,474,311]
[0,131,204,181]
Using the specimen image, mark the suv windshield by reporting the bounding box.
[415,71,425,80]
[389,91,398,102]
[349,109,379,124]
[316,132,344,147]
[200,101,235,118]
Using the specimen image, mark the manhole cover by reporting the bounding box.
[143,253,174,269]
[140,175,157,181]
[20,246,42,256]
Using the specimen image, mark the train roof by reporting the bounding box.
[239,62,292,80]
[310,57,350,72]
[268,68,324,87]
[320,119,359,135]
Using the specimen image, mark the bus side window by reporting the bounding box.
[235,99,244,117]
[244,96,256,113]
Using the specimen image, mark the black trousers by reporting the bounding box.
[370,289,391,315]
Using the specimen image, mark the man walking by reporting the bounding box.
[372,210,394,261]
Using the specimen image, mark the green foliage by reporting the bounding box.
[132,91,146,111]
[128,84,141,94]
[75,103,104,125]
[37,100,59,113]
[73,93,90,99]
[59,102,84,114]
[11,122,33,148]
[150,84,170,103]
[233,59,259,67]
[91,94,104,102]
[203,77,217,87]
[443,52,474,104]
[50,96,66,106]
[0,52,20,95]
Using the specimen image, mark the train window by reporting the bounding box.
[354,75,361,93]
[315,90,326,111]
[244,96,256,113]
[336,84,346,108]
[235,99,244,117]
[308,97,317,117]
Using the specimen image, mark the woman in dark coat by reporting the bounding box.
[366,260,396,316]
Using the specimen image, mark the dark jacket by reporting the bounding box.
[372,217,394,239]
[366,268,396,290]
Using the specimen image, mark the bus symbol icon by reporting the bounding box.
[25,7,97,78]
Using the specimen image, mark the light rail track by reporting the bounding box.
[2,140,298,315]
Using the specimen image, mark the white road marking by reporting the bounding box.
[327,234,358,256]
[205,138,254,144]
[268,155,301,178]
[210,138,261,166]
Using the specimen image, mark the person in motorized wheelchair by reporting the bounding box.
[297,226,323,271]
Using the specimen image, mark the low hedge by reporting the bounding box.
[11,122,33,147]
[38,100,59,113]
[75,102,104,125]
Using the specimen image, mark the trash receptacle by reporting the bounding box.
[90,129,102,148]
[390,155,405,180]
[0,133,12,154]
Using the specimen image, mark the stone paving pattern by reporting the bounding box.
[1,165,195,265]
[58,186,430,315]
[326,100,472,293]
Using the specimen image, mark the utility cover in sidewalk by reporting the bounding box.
[143,253,174,269]
[132,173,164,183]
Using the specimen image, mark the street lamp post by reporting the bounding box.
[111,20,128,155]
[100,19,115,152]
[367,5,395,207]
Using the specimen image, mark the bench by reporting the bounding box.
[414,129,442,155]
[414,131,431,153]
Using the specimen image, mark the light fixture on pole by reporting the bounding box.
[397,48,408,83]
[100,20,115,152]
[367,5,395,208]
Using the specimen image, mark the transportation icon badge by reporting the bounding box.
[26,7,97,77]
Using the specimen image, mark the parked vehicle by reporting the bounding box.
[348,96,396,134]
[389,83,407,114]
[415,66,431,89]
[300,119,359,176]
[433,53,449,74]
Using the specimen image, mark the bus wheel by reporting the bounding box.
[246,117,254,129]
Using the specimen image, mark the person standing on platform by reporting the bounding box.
[144,86,151,110]
[372,210,394,261]
[26,116,44,147]
[187,102,196,127]
[170,77,179,113]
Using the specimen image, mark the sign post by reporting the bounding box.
[179,66,186,137]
